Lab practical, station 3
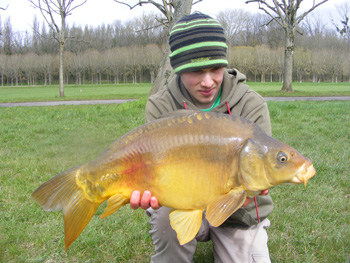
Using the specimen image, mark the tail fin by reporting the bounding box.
[32,166,101,250]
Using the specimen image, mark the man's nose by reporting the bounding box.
[201,73,214,88]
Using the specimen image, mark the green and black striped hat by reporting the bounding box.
[169,12,228,74]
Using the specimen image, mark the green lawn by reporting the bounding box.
[0,81,350,103]
[248,81,350,97]
[0,98,349,262]
[0,83,152,103]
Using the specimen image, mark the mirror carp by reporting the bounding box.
[32,111,316,250]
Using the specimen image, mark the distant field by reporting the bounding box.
[0,81,350,103]
[0,99,349,262]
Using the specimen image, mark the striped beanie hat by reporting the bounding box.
[169,12,228,74]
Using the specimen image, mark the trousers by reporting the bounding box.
[147,207,271,263]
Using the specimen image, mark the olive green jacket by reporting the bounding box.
[145,68,273,226]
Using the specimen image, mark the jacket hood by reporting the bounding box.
[168,68,250,112]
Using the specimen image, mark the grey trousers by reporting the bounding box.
[147,207,271,263]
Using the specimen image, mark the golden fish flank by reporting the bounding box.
[32,111,316,250]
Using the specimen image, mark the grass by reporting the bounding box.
[0,91,349,262]
[248,81,350,97]
[0,83,152,103]
[267,101,350,262]
[0,81,350,103]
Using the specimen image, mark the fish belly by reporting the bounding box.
[148,158,231,210]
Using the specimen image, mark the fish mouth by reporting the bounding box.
[291,163,316,187]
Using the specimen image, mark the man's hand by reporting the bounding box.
[130,190,160,210]
[242,189,269,207]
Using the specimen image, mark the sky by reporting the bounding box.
[0,0,347,33]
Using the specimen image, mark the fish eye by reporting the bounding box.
[277,152,288,164]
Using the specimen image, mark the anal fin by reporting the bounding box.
[100,193,129,218]
[169,209,203,245]
[206,187,247,227]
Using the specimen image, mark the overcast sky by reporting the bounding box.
[0,0,346,32]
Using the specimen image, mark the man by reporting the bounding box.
[130,12,273,263]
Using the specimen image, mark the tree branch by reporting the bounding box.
[28,0,58,39]
[66,0,87,16]
[296,0,329,24]
[113,0,181,25]
[113,0,166,15]
[246,0,285,28]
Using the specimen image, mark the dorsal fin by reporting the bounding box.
[159,110,198,120]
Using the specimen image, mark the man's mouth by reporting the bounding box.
[199,88,215,97]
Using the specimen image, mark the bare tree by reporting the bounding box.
[254,45,272,82]
[6,54,21,86]
[303,12,327,38]
[332,0,350,48]
[28,0,87,97]
[22,52,39,85]
[246,0,329,92]
[230,46,255,78]
[0,54,7,86]
[294,46,312,83]
[0,3,9,37]
[216,9,250,48]
[2,18,14,55]
[311,48,327,82]
[143,44,162,83]
[114,0,201,95]
[39,53,54,85]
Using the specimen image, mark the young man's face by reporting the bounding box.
[181,67,224,109]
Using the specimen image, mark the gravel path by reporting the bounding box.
[263,96,350,101]
[0,97,349,107]
[0,99,137,107]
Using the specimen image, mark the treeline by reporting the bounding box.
[0,10,349,85]
[0,44,162,86]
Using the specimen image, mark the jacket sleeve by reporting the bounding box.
[145,86,182,123]
[145,98,161,123]
[239,90,272,136]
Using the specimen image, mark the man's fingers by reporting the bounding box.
[150,196,160,210]
[130,190,141,210]
[242,197,253,207]
[140,190,152,209]
[260,189,269,195]
[130,190,160,210]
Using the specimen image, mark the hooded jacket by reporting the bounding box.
[145,68,273,226]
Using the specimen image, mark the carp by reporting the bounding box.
[32,111,316,250]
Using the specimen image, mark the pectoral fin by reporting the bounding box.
[206,187,247,227]
[169,209,203,245]
[100,193,129,218]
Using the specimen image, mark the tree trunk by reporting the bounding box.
[150,70,155,83]
[150,44,173,95]
[282,26,294,92]
[59,42,65,97]
[149,0,193,96]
